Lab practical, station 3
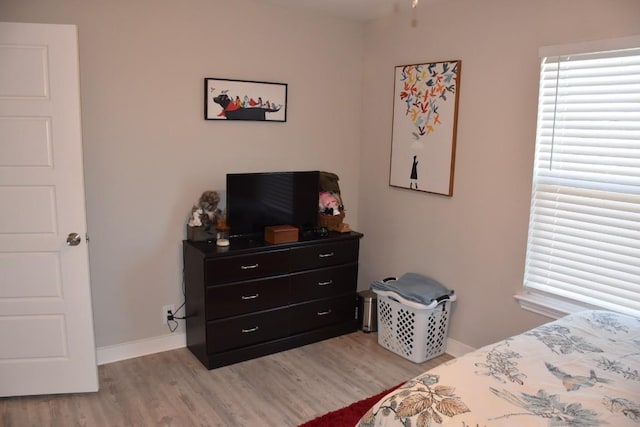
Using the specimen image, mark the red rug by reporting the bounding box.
[299,384,401,427]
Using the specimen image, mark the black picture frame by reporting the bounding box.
[204,78,287,122]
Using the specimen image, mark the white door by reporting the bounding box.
[0,22,98,396]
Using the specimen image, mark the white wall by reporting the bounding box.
[0,0,364,348]
[358,0,640,348]
[2,0,639,354]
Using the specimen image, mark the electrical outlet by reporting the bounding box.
[162,304,175,325]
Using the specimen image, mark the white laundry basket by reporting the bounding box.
[374,289,454,363]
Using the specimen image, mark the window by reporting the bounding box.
[521,36,640,319]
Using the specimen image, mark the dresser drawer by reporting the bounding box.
[289,295,356,335]
[206,276,290,320]
[290,240,359,271]
[204,249,290,285]
[289,263,358,303]
[206,308,290,353]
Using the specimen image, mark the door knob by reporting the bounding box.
[66,233,82,246]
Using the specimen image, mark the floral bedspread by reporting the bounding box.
[358,310,640,426]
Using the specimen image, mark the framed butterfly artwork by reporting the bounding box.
[389,60,461,196]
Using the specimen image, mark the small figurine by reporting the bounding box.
[319,191,342,215]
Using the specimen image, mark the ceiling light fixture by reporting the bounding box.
[412,0,419,8]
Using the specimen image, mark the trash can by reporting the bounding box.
[357,289,377,333]
[371,273,455,363]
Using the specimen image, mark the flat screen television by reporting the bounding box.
[226,171,320,237]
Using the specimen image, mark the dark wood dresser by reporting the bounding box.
[183,231,363,369]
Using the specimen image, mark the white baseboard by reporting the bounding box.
[445,337,474,358]
[96,332,186,366]
[96,333,472,366]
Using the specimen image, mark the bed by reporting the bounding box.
[358,310,640,426]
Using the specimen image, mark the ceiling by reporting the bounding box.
[257,0,415,22]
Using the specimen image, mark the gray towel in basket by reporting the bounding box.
[371,272,454,306]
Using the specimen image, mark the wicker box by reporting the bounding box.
[186,226,217,242]
[318,211,346,232]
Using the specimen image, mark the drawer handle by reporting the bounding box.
[241,326,260,333]
[318,280,333,286]
[240,263,259,270]
[317,309,332,316]
[241,293,260,300]
[318,252,334,258]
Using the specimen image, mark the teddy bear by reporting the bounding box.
[188,191,221,228]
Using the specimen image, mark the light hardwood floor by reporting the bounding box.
[1,332,452,426]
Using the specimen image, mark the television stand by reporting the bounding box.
[183,231,363,369]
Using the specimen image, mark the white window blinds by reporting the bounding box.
[524,38,640,318]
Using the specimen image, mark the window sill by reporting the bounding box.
[514,292,600,320]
